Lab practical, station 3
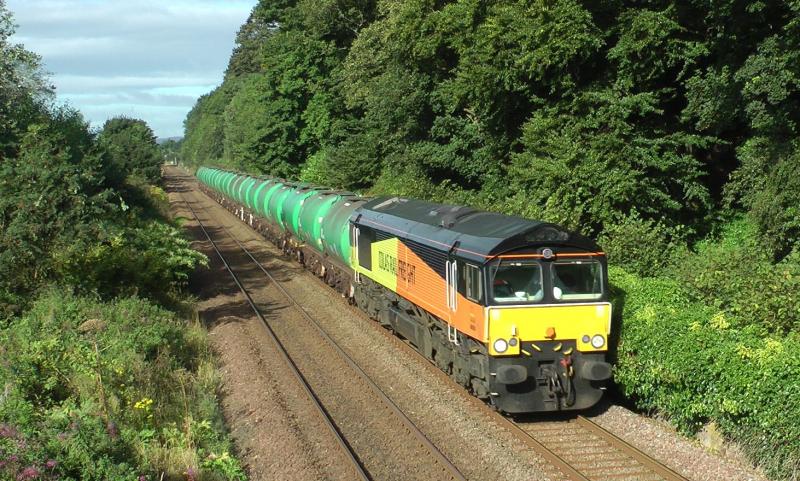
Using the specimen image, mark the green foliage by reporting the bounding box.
[444,0,602,126]
[612,266,800,479]
[223,73,303,177]
[54,221,207,303]
[181,0,800,248]
[608,6,706,93]
[0,0,52,158]
[0,13,205,314]
[0,115,116,309]
[598,211,687,278]
[98,117,162,185]
[0,6,241,479]
[159,139,182,166]
[0,112,205,313]
[509,90,712,234]
[181,85,236,167]
[671,218,800,334]
[0,7,209,310]
[725,139,800,259]
[0,291,245,481]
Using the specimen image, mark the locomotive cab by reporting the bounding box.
[480,248,613,413]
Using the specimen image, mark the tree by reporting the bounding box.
[0,111,114,311]
[97,117,162,184]
[0,0,52,159]
[158,138,182,165]
[182,0,800,251]
[180,85,235,167]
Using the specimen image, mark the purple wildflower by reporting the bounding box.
[138,476,147,481]
[45,460,57,470]
[0,424,17,439]
[56,432,68,441]
[8,455,18,463]
[16,466,40,480]
[186,467,197,481]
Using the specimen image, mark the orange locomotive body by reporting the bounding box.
[351,197,612,413]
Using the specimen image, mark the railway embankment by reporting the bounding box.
[611,266,800,480]
[0,147,244,480]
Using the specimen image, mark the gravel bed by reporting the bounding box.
[244,262,466,481]
[167,174,359,481]
[589,405,769,481]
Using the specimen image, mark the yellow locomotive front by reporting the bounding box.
[483,249,612,412]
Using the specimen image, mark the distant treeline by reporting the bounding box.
[180,2,800,478]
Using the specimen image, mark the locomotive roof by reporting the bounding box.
[357,196,601,263]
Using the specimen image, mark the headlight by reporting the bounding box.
[493,338,508,353]
[591,334,605,349]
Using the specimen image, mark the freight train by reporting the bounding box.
[196,167,613,413]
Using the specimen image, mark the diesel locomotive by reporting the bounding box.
[196,167,613,413]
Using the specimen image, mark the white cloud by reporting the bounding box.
[54,74,220,93]
[7,0,256,137]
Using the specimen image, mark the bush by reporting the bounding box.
[725,139,800,260]
[0,291,245,481]
[612,266,800,480]
[670,218,800,333]
[97,117,163,185]
[54,221,207,304]
[598,211,687,277]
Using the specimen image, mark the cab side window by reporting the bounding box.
[357,225,375,270]
[458,263,483,303]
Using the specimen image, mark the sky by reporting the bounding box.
[7,0,257,139]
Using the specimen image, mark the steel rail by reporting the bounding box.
[176,189,371,481]
[575,415,688,481]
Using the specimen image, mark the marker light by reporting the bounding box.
[591,335,606,349]
[493,339,508,353]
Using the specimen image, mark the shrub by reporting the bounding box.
[0,291,245,481]
[53,221,207,304]
[97,117,163,185]
[612,266,800,480]
[671,218,800,333]
[598,211,687,277]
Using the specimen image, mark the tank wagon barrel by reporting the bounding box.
[195,166,613,413]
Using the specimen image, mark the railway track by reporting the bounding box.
[514,415,688,481]
[176,184,467,481]
[175,169,691,481]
